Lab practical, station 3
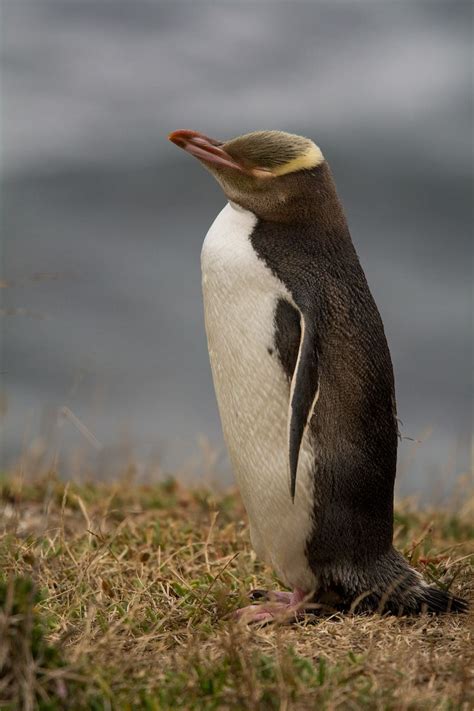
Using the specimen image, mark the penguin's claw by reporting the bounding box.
[248,589,293,603]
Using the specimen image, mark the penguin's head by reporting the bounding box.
[168,129,329,221]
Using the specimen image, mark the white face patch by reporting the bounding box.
[201,202,317,592]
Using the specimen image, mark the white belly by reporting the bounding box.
[201,202,316,592]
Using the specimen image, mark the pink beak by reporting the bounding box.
[168,129,245,172]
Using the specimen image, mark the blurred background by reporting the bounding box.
[1,1,472,498]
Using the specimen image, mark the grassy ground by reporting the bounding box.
[0,472,472,710]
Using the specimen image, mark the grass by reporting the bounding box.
[0,471,472,710]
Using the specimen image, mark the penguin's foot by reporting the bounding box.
[235,588,308,625]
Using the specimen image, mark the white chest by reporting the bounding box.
[201,203,316,591]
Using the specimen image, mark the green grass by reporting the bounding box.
[0,473,472,710]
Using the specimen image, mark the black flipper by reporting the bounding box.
[288,315,319,501]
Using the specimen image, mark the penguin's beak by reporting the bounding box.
[168,129,245,172]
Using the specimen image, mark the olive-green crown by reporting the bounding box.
[224,130,324,175]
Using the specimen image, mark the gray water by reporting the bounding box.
[1,1,472,498]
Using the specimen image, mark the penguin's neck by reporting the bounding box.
[225,164,348,233]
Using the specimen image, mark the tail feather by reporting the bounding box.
[315,548,469,616]
[418,586,468,615]
[347,584,469,616]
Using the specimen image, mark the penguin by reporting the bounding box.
[168,128,468,621]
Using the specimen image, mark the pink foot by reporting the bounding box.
[235,588,309,624]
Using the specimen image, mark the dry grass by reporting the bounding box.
[0,471,473,710]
